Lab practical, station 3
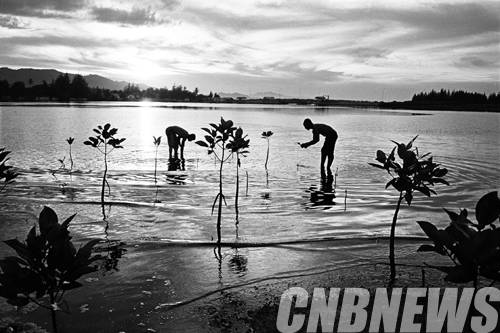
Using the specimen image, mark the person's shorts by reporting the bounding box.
[321,138,336,154]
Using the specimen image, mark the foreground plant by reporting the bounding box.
[84,124,126,206]
[261,130,273,171]
[418,191,500,287]
[0,147,18,192]
[196,117,236,247]
[227,128,250,222]
[369,135,448,283]
[0,207,101,333]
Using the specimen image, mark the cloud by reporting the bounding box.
[0,15,27,29]
[0,35,117,49]
[91,6,166,25]
[0,0,85,17]
[159,0,181,10]
[455,55,500,68]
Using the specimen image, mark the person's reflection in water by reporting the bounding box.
[167,158,185,171]
[308,174,336,208]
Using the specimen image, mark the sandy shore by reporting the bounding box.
[0,239,495,332]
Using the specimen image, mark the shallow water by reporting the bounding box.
[1,102,499,244]
[1,103,499,330]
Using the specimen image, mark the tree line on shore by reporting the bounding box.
[0,73,219,102]
[411,89,499,105]
[0,73,499,110]
[381,89,499,111]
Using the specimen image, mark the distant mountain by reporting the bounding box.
[0,67,148,90]
[250,91,289,99]
[217,92,249,99]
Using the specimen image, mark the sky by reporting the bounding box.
[0,0,499,100]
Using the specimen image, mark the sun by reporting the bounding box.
[130,61,159,84]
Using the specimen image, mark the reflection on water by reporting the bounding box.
[228,251,248,276]
[168,158,185,171]
[0,103,499,245]
[306,174,336,209]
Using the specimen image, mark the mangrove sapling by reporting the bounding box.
[83,123,126,208]
[417,191,500,287]
[0,147,18,192]
[369,135,449,283]
[227,127,250,223]
[0,206,101,333]
[261,131,273,171]
[196,117,236,249]
[153,136,162,203]
[66,137,74,179]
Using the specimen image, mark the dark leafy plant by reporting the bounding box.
[417,191,500,287]
[261,131,273,171]
[196,117,236,248]
[84,124,125,206]
[227,128,250,222]
[0,206,101,333]
[0,147,18,192]
[369,135,449,283]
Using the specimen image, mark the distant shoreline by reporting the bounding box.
[1,98,498,112]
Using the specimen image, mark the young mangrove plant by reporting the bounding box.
[153,136,161,184]
[227,127,250,222]
[84,124,126,206]
[196,117,236,247]
[66,137,74,177]
[0,206,101,333]
[369,135,449,283]
[417,191,500,287]
[153,136,162,203]
[261,130,273,171]
[0,147,18,192]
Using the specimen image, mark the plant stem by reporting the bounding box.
[235,154,239,222]
[49,293,58,333]
[101,143,108,205]
[217,147,225,245]
[389,192,404,283]
[265,138,270,170]
[245,171,249,196]
[68,144,73,180]
[154,147,158,184]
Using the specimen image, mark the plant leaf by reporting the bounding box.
[475,191,500,228]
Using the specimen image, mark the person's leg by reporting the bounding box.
[320,147,327,177]
[173,138,179,160]
[324,140,335,175]
[167,132,175,159]
[180,138,186,160]
[326,151,334,175]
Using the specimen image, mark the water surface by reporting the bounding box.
[1,102,499,244]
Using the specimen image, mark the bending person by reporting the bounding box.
[299,118,338,177]
[165,126,196,160]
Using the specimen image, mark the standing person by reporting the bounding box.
[165,126,196,160]
[299,118,338,177]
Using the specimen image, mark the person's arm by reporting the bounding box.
[301,130,319,148]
